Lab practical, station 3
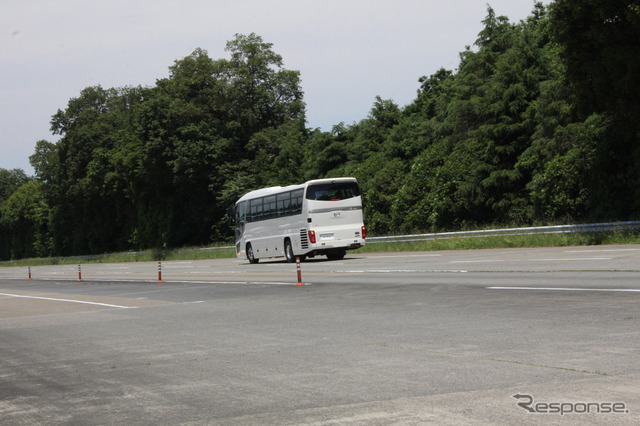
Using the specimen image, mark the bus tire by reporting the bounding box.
[247,243,259,264]
[326,250,346,261]
[284,239,295,263]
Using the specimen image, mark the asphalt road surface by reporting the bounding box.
[1,245,639,425]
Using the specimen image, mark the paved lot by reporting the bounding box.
[1,245,639,424]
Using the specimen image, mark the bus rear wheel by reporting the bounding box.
[247,243,259,264]
[284,239,295,263]
[326,250,346,261]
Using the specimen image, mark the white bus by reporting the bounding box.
[233,177,366,263]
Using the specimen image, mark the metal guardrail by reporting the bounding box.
[203,221,640,249]
[366,221,640,244]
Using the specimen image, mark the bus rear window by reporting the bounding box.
[305,182,360,201]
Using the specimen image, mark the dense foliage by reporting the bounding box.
[2,2,639,260]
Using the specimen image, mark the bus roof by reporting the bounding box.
[236,177,358,204]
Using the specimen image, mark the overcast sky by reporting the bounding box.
[1,0,548,174]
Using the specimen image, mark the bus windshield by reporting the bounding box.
[305,181,360,201]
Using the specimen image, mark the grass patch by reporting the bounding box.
[2,230,639,267]
[0,244,236,268]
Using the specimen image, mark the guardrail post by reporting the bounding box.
[296,257,304,286]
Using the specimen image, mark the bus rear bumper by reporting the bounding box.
[304,238,365,257]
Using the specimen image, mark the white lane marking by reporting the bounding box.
[533,258,611,261]
[451,257,610,263]
[565,248,640,253]
[487,287,640,293]
[369,254,443,259]
[337,269,467,273]
[1,278,299,285]
[155,280,307,286]
[0,292,135,308]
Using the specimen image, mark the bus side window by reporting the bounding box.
[249,199,262,222]
[264,195,277,219]
[277,192,291,217]
[292,189,303,214]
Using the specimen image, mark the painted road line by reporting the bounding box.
[451,257,610,263]
[487,287,640,293]
[146,280,305,286]
[532,257,611,261]
[0,292,135,308]
[0,277,298,285]
[336,269,467,273]
[564,248,640,253]
[368,254,443,259]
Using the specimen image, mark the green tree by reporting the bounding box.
[25,34,305,257]
[550,0,640,219]
[302,125,350,180]
[526,116,603,220]
[0,180,49,259]
[136,36,305,247]
[550,0,640,120]
[29,140,58,184]
[0,168,34,259]
[0,168,29,201]
[219,33,305,139]
[394,5,555,229]
[48,85,144,254]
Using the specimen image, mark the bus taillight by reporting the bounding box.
[308,230,316,244]
[361,226,366,239]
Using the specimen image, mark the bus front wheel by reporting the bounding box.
[247,243,259,264]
